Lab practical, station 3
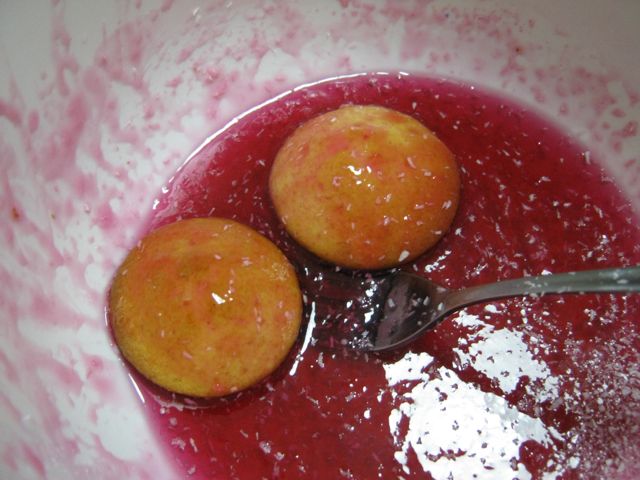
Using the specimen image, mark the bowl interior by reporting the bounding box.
[1,1,639,478]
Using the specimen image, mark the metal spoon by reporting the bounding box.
[302,265,640,352]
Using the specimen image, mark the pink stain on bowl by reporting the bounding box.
[0,0,638,479]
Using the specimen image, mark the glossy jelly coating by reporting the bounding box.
[109,218,302,398]
[269,105,460,270]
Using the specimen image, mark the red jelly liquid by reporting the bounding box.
[131,73,640,479]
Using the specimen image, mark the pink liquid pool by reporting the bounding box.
[122,72,640,479]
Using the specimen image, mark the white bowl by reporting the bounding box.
[1,1,638,479]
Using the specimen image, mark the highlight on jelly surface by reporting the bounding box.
[269,105,460,270]
[108,218,302,398]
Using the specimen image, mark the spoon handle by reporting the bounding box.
[441,265,640,314]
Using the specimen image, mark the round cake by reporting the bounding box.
[269,104,460,269]
[109,218,302,398]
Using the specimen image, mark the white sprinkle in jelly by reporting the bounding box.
[398,250,410,262]
[259,440,271,454]
[171,437,186,450]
